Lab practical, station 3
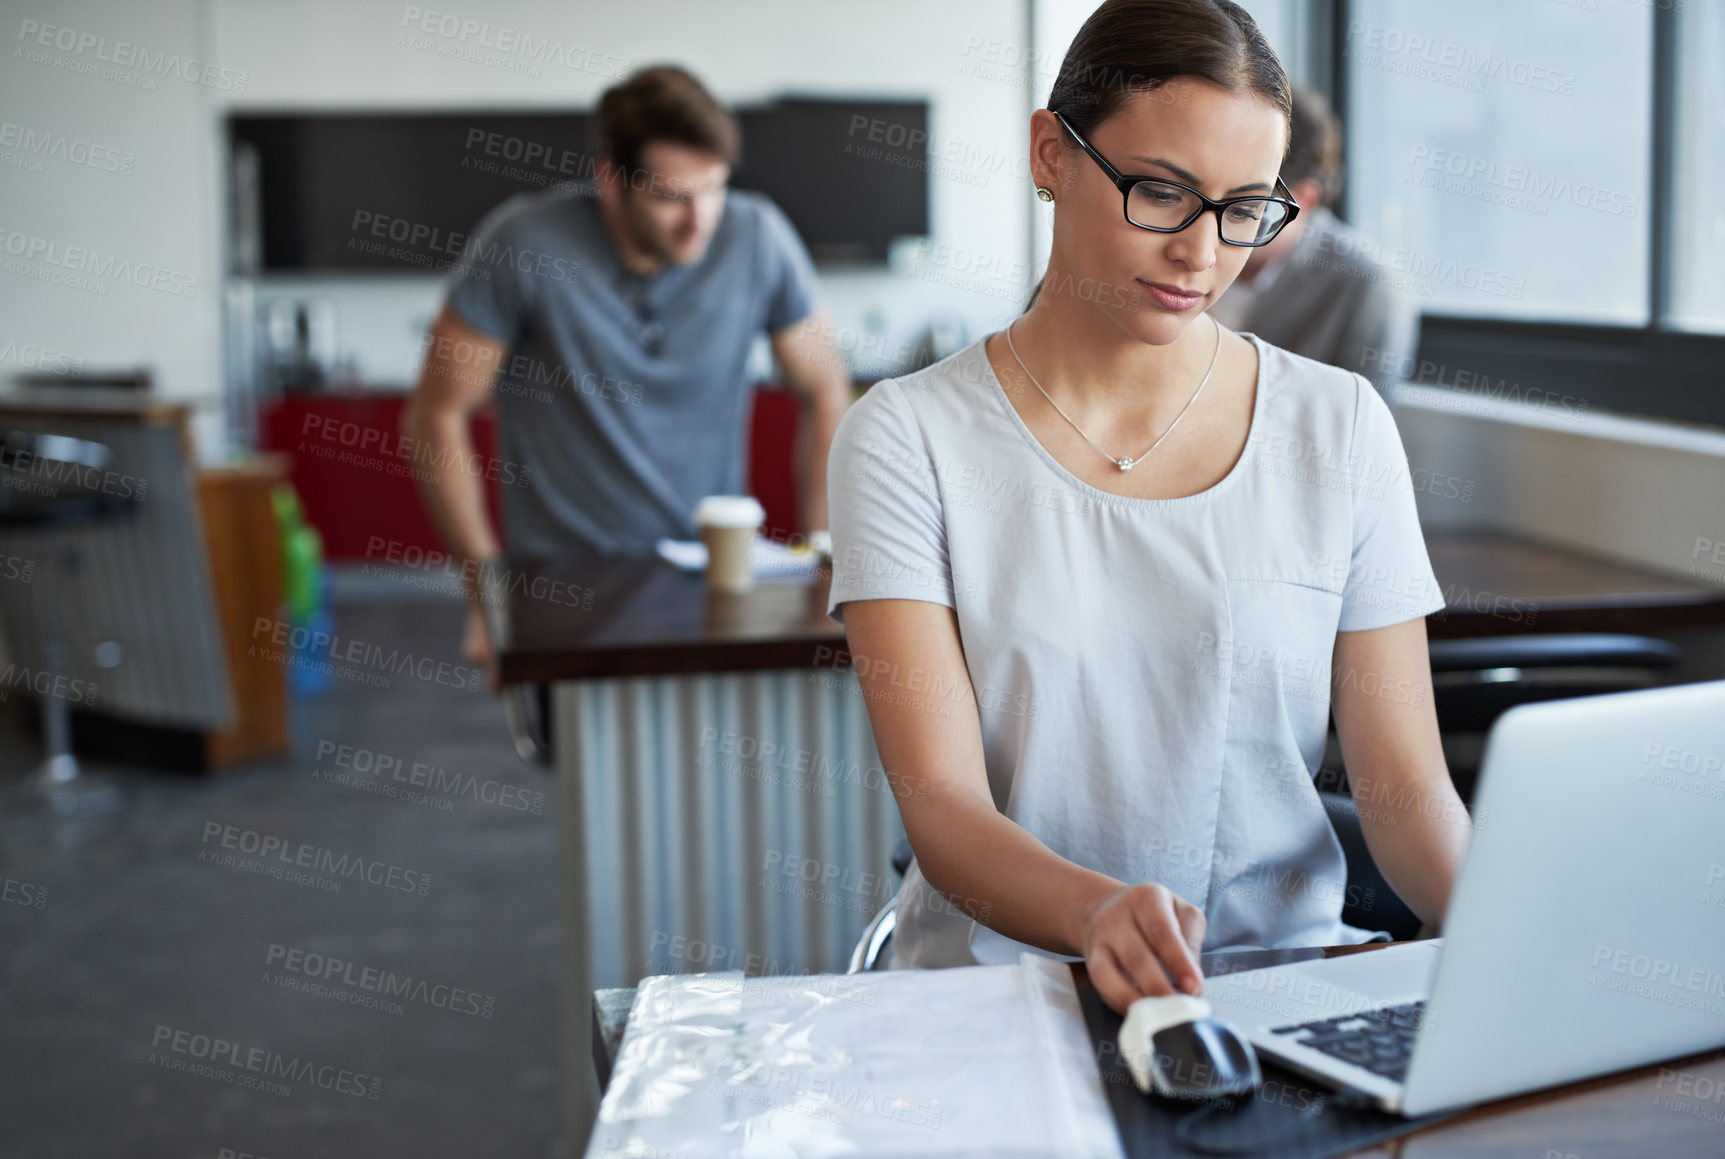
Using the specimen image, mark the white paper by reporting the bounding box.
[655,535,821,578]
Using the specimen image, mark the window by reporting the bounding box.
[1322,0,1724,427]
[1669,0,1725,334]
[1344,0,1652,325]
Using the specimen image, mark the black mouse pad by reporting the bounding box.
[1077,989,1461,1158]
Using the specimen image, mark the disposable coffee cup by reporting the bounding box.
[694,495,765,593]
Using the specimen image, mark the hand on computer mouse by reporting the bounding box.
[1118,995,1261,1102]
[1081,881,1206,1015]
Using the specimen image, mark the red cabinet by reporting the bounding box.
[260,388,802,561]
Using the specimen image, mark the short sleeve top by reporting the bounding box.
[825,334,1446,966]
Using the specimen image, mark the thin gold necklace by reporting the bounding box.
[1004,313,1222,472]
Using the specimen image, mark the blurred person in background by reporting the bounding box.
[403,65,851,681]
[1207,84,1418,400]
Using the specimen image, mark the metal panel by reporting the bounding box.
[553,666,903,1149]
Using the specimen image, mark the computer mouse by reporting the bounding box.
[1118,994,1261,1102]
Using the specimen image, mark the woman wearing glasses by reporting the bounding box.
[825,0,1471,1015]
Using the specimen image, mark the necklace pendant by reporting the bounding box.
[1117,457,1135,472]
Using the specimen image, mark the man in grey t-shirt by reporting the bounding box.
[403,66,851,679]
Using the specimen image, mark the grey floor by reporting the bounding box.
[0,591,563,1159]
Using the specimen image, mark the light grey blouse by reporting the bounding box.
[825,334,1447,968]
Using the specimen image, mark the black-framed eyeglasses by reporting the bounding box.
[1052,110,1300,247]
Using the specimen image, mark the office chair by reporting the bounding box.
[1323,631,1684,939]
[844,837,912,972]
[848,897,898,973]
[1425,633,1681,799]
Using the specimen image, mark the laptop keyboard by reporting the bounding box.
[1268,1000,1426,1083]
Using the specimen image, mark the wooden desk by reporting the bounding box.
[0,385,193,426]
[1425,529,1725,639]
[196,455,290,768]
[496,555,839,685]
[591,943,1725,1158]
[497,530,1725,685]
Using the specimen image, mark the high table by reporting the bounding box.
[1423,529,1725,638]
[494,529,1725,1152]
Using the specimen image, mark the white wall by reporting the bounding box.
[1,0,228,449]
[1399,392,1725,583]
[1,0,1045,454]
[215,0,1316,395]
[215,0,1041,398]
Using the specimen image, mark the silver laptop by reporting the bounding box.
[1204,680,1725,1116]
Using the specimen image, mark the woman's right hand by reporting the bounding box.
[1081,882,1208,1015]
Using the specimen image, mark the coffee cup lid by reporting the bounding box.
[694,495,765,528]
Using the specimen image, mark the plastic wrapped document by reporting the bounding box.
[587,954,1124,1159]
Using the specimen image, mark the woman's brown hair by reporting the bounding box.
[1048,0,1291,142]
[1026,0,1292,309]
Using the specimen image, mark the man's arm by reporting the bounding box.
[1331,617,1471,928]
[401,304,508,672]
[769,308,851,533]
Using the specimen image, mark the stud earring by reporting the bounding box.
[1035,187,1055,203]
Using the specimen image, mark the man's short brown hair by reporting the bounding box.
[596,66,740,186]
